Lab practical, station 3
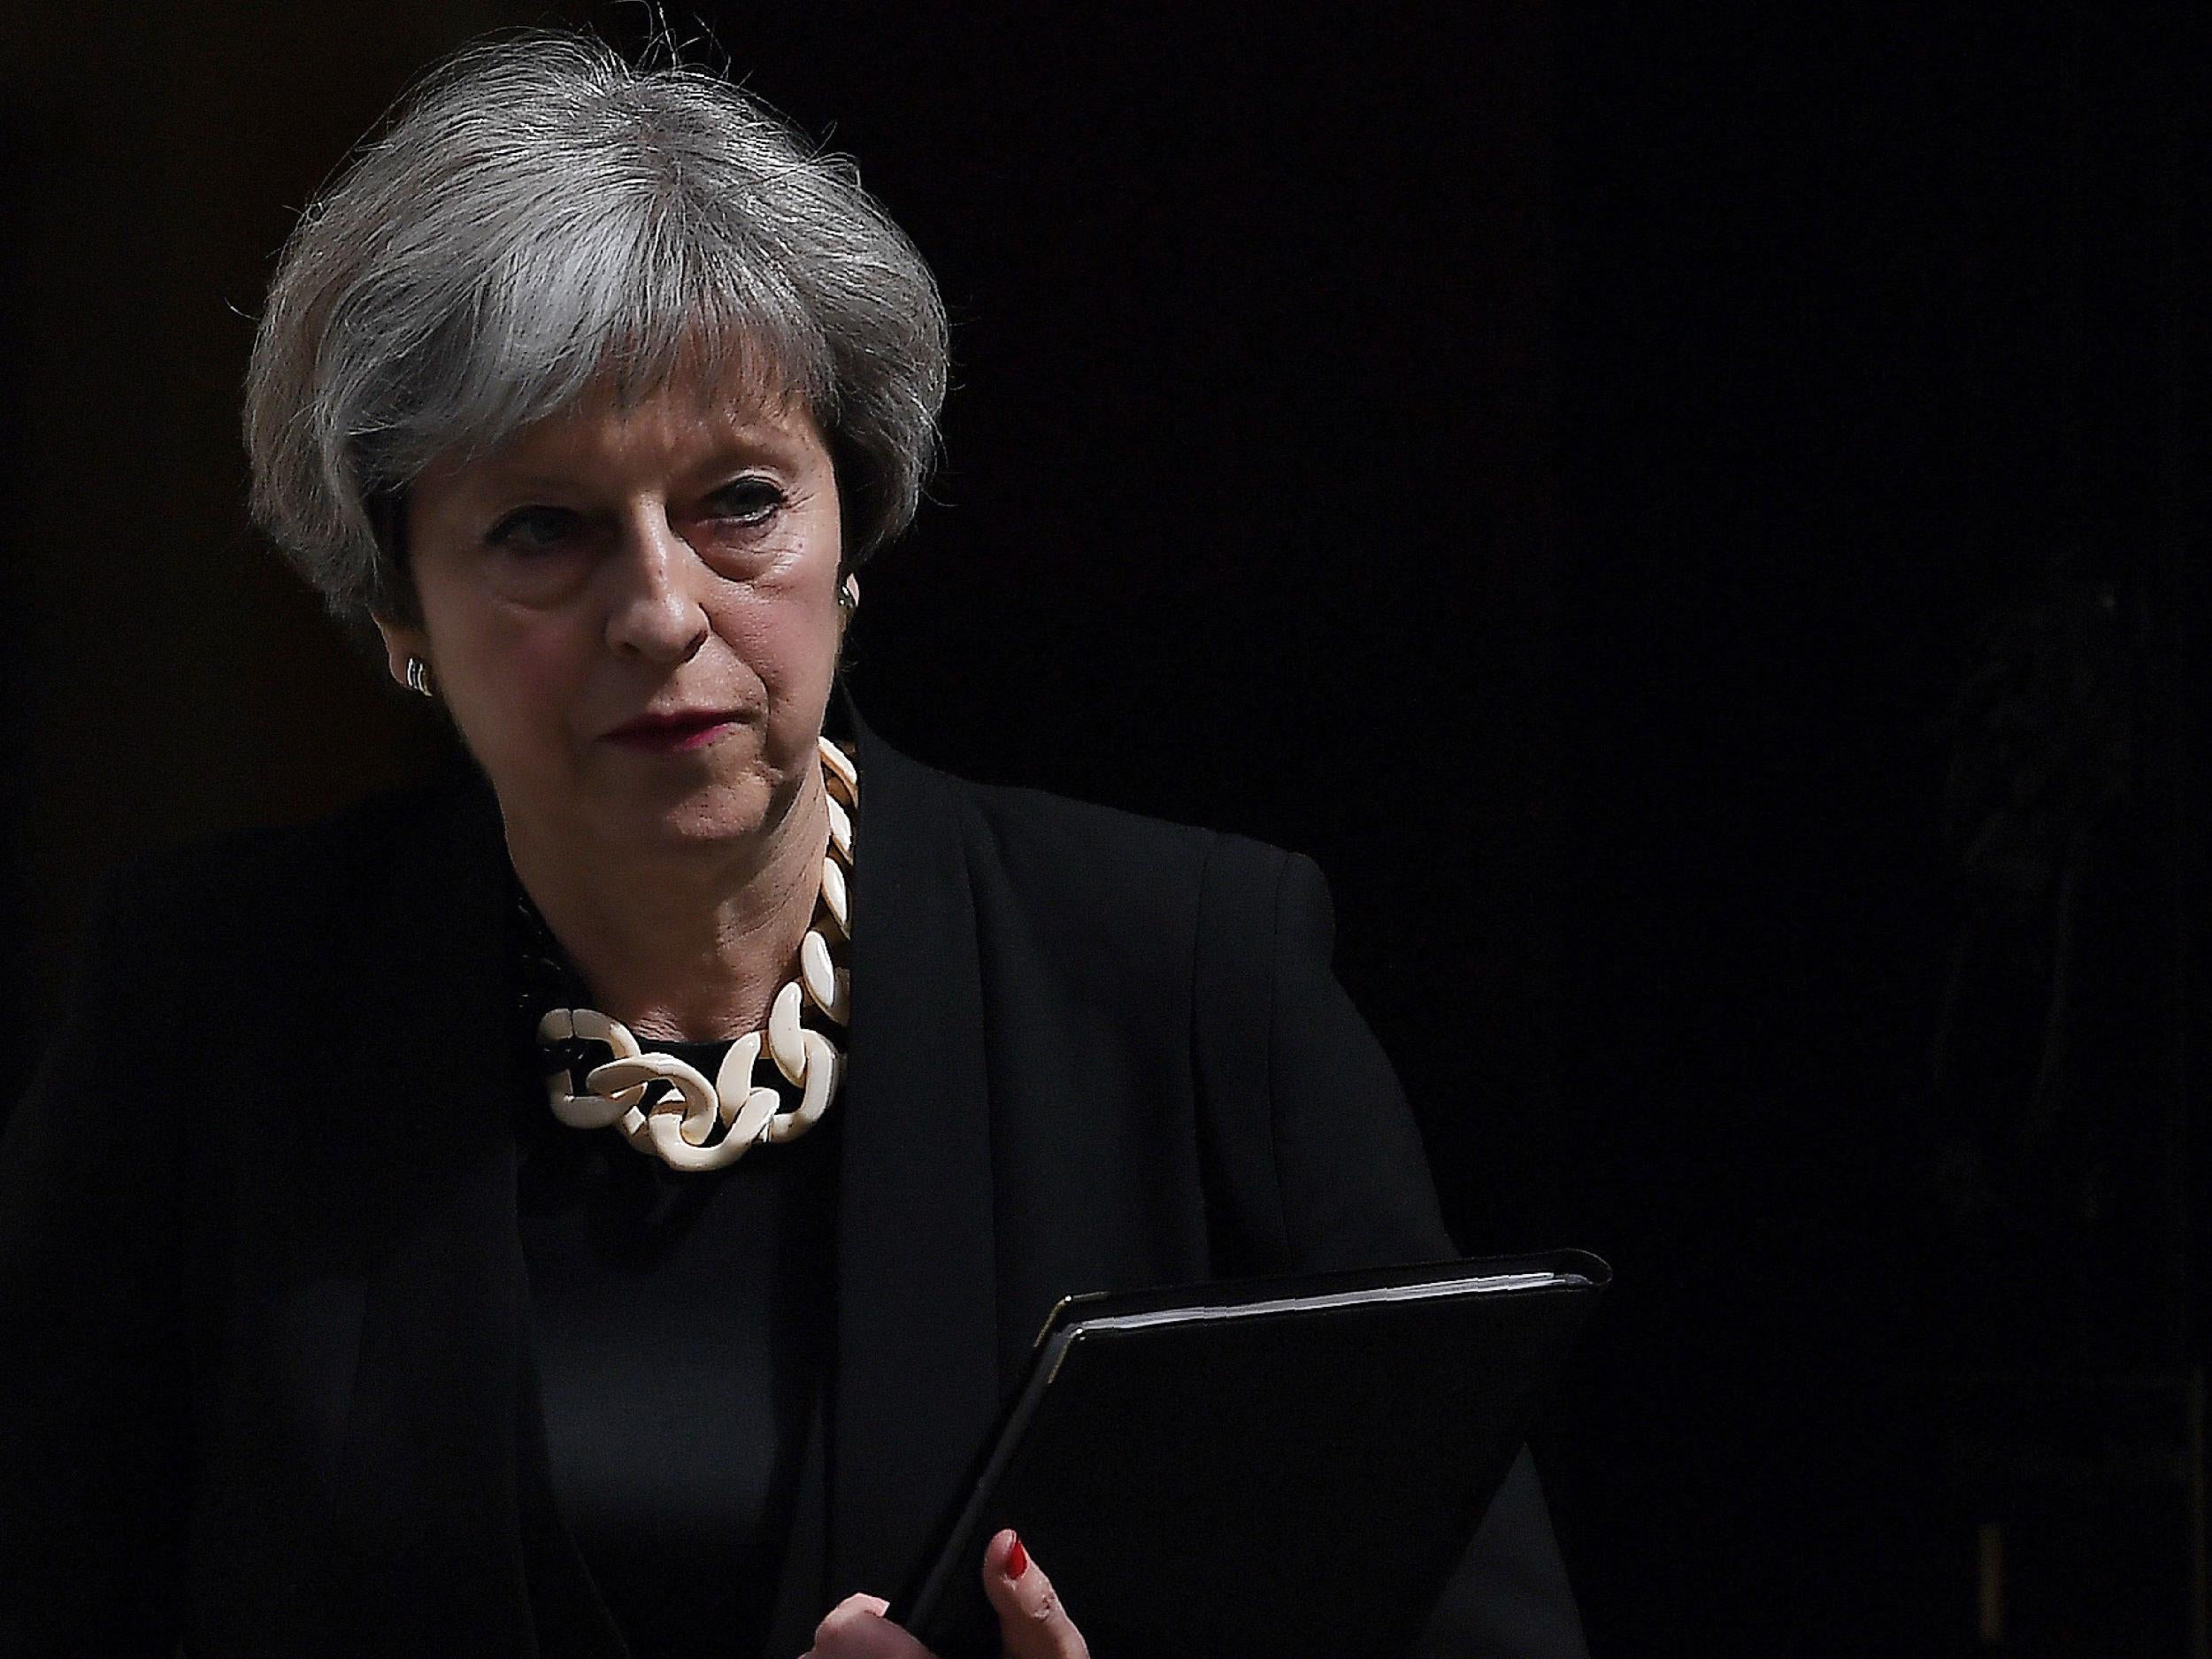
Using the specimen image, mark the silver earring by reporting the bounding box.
[838,574,860,620]
[404,656,434,698]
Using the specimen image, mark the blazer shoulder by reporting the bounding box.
[954,769,1212,864]
[86,771,490,963]
[919,761,1303,929]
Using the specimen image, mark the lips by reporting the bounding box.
[602,710,744,753]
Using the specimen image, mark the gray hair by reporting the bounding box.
[243,30,949,623]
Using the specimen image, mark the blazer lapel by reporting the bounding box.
[820,717,1004,1611]
[311,770,611,1655]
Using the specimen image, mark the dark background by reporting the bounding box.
[4,4,2207,1654]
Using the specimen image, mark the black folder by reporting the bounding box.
[891,1250,1608,1659]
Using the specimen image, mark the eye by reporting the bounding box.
[708,478,786,526]
[485,505,580,551]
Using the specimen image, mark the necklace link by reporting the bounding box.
[535,734,856,1171]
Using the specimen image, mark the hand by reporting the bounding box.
[979,1529,1090,1659]
[801,1530,1090,1659]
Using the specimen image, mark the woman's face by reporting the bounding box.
[376,376,845,861]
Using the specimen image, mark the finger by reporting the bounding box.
[807,1592,929,1659]
[982,1529,1089,1659]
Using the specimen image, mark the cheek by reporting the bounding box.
[718,588,840,694]
[434,603,597,757]
[707,582,841,748]
[502,622,594,690]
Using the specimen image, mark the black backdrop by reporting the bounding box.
[4,4,2207,1654]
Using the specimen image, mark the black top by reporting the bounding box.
[511,844,839,1659]
[514,1044,835,1659]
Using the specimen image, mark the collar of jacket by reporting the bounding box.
[316,701,1000,1656]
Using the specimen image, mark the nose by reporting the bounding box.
[603,509,710,664]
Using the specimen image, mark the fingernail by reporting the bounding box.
[1006,1533,1030,1579]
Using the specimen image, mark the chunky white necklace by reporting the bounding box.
[534,734,856,1173]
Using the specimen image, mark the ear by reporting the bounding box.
[370,613,430,688]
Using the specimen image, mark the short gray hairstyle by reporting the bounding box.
[244,30,949,623]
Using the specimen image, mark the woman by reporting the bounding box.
[0,32,1585,1659]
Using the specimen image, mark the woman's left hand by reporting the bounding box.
[802,1529,1090,1659]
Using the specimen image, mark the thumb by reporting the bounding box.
[982,1530,1088,1659]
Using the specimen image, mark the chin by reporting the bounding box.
[639,780,780,848]
[619,798,761,849]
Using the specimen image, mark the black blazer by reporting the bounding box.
[0,719,1586,1658]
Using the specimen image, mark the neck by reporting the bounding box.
[505,765,831,1043]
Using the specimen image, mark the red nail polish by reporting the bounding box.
[1006,1534,1030,1579]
